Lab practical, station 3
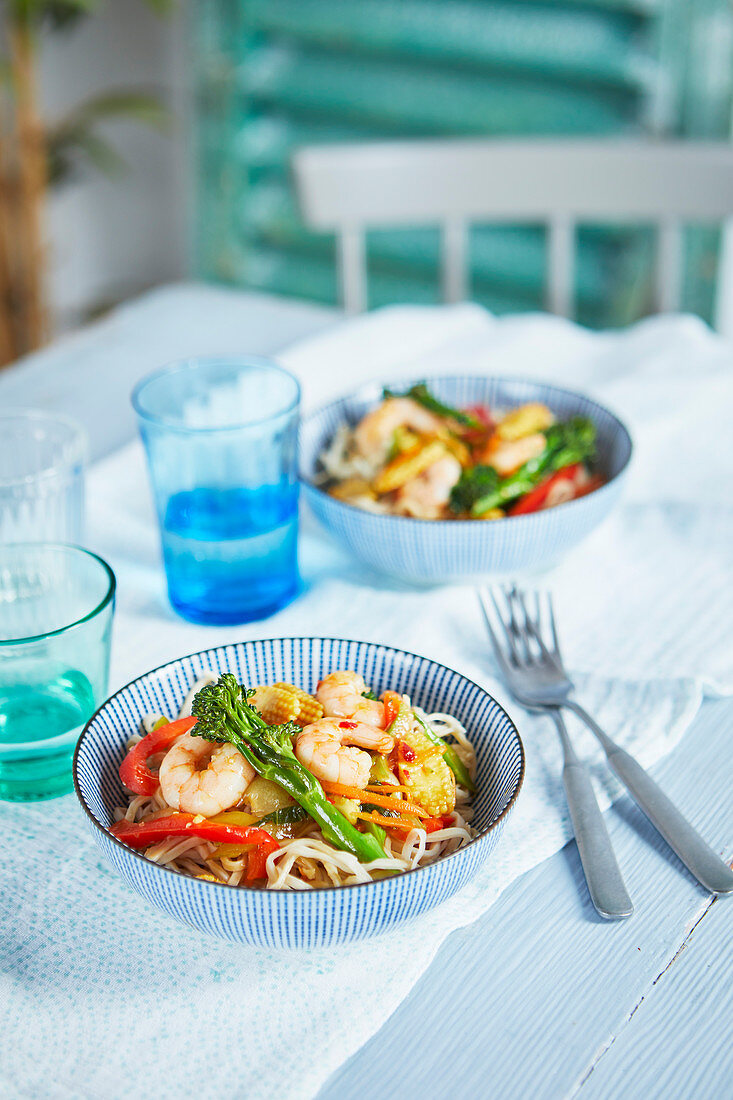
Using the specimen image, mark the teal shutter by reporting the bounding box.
[193,0,733,327]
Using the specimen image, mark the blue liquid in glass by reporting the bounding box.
[162,485,299,624]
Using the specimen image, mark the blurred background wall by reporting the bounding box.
[37,1,186,331]
[13,0,733,340]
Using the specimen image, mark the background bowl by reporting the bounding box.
[300,376,632,584]
[74,637,524,949]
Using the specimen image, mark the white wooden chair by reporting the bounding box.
[293,139,733,327]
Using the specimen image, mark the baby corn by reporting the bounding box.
[373,438,446,494]
[328,478,375,503]
[436,427,471,466]
[251,684,324,727]
[272,683,324,726]
[496,402,555,441]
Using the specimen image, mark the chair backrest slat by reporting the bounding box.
[656,219,683,314]
[338,227,367,315]
[547,217,575,318]
[441,219,468,304]
[293,139,733,324]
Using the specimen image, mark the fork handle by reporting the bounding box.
[568,701,733,895]
[550,711,634,920]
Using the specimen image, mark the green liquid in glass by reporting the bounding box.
[0,671,95,800]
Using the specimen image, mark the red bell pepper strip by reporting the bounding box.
[467,404,494,429]
[508,464,582,516]
[110,813,280,871]
[424,814,455,833]
[118,716,198,795]
[245,843,273,881]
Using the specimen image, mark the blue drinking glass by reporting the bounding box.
[132,357,301,624]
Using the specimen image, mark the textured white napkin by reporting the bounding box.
[1,305,731,1100]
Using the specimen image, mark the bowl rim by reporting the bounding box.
[73,635,526,896]
[299,373,633,526]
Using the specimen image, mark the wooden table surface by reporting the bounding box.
[3,284,730,1100]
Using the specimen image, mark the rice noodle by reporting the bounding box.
[315,424,377,484]
[113,679,478,891]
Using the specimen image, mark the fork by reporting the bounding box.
[479,586,633,919]
[479,585,733,900]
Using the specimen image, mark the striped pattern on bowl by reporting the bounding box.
[300,376,633,583]
[74,637,524,949]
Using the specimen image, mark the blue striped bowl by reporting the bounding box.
[300,376,632,583]
[74,637,524,949]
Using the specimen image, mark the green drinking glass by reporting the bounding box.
[0,544,115,801]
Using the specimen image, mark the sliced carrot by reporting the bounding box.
[356,811,415,832]
[382,690,403,728]
[322,780,431,818]
[365,783,412,795]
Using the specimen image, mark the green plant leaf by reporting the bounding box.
[9,0,171,30]
[47,126,126,184]
[64,89,170,131]
[46,88,168,185]
[139,0,175,12]
[9,0,99,30]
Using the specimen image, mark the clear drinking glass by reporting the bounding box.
[0,409,87,543]
[132,357,301,624]
[0,544,115,801]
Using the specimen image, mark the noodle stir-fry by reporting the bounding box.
[111,670,477,890]
[317,383,603,520]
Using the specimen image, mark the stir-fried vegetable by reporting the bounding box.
[384,383,480,428]
[361,819,387,848]
[322,780,434,819]
[448,464,499,515]
[118,715,197,795]
[386,694,456,817]
[356,810,414,832]
[245,776,295,816]
[369,753,394,783]
[413,712,475,792]
[507,463,581,516]
[374,438,446,494]
[246,804,311,844]
[495,402,555,441]
[191,674,387,862]
[330,795,361,826]
[256,805,309,828]
[110,812,280,881]
[470,416,596,516]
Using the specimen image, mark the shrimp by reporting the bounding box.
[395,452,461,520]
[316,670,386,727]
[158,732,255,816]
[354,398,444,464]
[295,717,394,788]
[480,432,546,477]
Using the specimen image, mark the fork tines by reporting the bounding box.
[478,583,561,669]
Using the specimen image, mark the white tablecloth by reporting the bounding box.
[1,305,731,1100]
